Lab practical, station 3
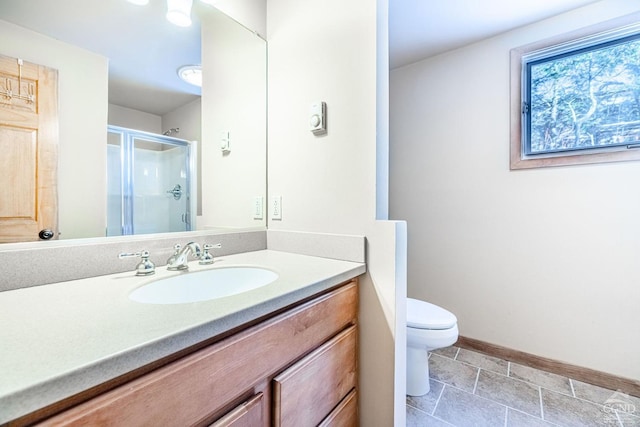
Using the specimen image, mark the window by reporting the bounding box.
[510,13,640,169]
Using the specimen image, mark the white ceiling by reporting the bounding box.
[0,0,203,116]
[0,0,604,114]
[389,0,603,69]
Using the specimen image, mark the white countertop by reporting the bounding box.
[0,249,365,424]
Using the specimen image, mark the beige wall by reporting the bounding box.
[108,100,201,141]
[0,19,108,240]
[390,0,640,381]
[108,104,162,134]
[208,0,266,38]
[266,0,406,424]
[162,98,201,144]
[200,8,267,229]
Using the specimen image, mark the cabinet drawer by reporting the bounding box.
[272,325,357,427]
[210,393,264,427]
[319,389,357,427]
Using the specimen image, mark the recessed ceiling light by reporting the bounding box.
[178,65,202,87]
[166,0,193,27]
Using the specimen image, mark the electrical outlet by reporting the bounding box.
[271,196,282,220]
[253,196,263,220]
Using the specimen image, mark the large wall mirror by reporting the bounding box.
[0,0,266,244]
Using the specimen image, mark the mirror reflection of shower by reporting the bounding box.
[106,125,197,236]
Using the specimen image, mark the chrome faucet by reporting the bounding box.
[166,242,201,271]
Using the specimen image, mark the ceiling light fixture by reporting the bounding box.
[166,0,193,27]
[178,65,202,87]
[126,0,150,4]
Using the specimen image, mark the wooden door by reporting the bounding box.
[0,55,58,243]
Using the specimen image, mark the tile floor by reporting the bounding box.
[406,346,640,427]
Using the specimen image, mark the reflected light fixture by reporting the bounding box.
[166,0,193,27]
[178,65,202,87]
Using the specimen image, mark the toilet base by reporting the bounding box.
[406,346,430,396]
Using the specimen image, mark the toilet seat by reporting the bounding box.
[407,298,457,330]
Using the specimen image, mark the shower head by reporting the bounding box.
[163,127,180,136]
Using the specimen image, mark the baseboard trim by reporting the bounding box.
[456,336,640,398]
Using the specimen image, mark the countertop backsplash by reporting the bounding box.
[0,229,366,292]
[0,230,267,292]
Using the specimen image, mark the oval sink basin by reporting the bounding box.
[129,267,278,304]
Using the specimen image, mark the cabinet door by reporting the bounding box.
[210,393,264,427]
[272,326,357,427]
[318,389,357,427]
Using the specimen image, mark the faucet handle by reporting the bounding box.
[199,243,222,265]
[166,244,181,264]
[119,250,156,276]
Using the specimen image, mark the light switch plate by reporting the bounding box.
[271,196,282,220]
[220,130,230,153]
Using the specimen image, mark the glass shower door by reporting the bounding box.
[107,126,195,236]
[106,131,124,236]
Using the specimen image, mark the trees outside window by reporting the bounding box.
[510,14,640,169]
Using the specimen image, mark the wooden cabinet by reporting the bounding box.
[273,326,357,426]
[36,280,358,427]
[210,393,264,427]
[319,390,358,427]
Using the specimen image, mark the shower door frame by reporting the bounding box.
[107,125,197,236]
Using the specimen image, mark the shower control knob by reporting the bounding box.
[39,229,54,240]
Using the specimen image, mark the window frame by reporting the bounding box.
[510,12,640,170]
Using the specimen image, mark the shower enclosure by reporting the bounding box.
[106,125,197,236]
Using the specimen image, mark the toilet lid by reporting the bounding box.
[407,298,457,330]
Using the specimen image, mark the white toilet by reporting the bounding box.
[406,298,458,396]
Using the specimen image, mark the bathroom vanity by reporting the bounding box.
[0,249,365,426]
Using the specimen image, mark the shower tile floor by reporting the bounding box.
[406,346,640,427]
